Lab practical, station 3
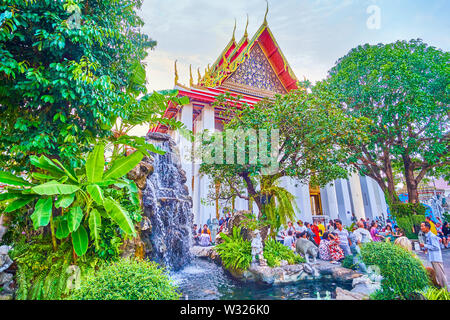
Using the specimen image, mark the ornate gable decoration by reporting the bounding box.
[221,43,287,97]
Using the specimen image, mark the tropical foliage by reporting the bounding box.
[320,39,449,204]
[0,144,143,256]
[420,287,450,300]
[216,227,252,271]
[263,239,305,267]
[70,258,180,300]
[361,242,429,300]
[9,235,100,300]
[200,89,367,219]
[0,0,156,172]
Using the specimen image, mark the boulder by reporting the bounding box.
[0,246,13,272]
[235,263,317,285]
[335,287,368,300]
[351,275,381,296]
[127,156,154,190]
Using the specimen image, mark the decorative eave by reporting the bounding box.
[197,20,298,92]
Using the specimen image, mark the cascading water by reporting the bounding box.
[142,132,194,271]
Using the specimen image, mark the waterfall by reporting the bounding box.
[142,132,194,271]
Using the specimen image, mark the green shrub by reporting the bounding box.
[390,203,426,217]
[10,236,99,300]
[443,212,450,224]
[263,239,305,267]
[341,254,358,270]
[216,227,252,271]
[361,242,429,300]
[420,287,450,300]
[70,258,180,300]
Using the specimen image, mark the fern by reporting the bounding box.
[216,227,252,271]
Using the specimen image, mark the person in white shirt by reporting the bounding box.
[283,230,295,249]
[352,221,372,245]
[296,220,307,234]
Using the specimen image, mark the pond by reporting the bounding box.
[170,258,353,300]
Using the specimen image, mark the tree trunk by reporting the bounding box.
[403,159,420,204]
[383,151,399,205]
[240,172,262,217]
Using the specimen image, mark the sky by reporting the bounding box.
[138,0,450,92]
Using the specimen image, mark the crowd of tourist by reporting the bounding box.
[277,215,450,263]
[191,210,449,290]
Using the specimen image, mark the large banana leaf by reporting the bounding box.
[103,197,136,236]
[30,155,65,177]
[0,192,21,202]
[67,206,83,232]
[31,180,80,196]
[0,171,33,187]
[30,198,53,229]
[31,172,56,181]
[54,193,75,209]
[86,144,105,183]
[86,184,104,205]
[52,159,79,183]
[103,151,143,180]
[88,209,102,249]
[72,225,88,256]
[54,216,70,239]
[4,197,35,213]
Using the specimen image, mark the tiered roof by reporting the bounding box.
[153,4,300,133]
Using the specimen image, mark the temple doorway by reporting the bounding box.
[309,185,323,216]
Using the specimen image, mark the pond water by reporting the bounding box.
[170,258,352,300]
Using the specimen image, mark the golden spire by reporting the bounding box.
[263,0,269,26]
[222,52,229,70]
[197,68,202,84]
[244,14,249,38]
[174,60,179,86]
[189,64,193,87]
[232,18,237,41]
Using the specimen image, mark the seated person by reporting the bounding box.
[283,230,295,249]
[393,226,405,238]
[199,224,212,247]
[383,224,396,242]
[319,232,345,262]
[193,224,200,245]
[438,221,449,249]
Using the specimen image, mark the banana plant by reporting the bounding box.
[0,144,144,257]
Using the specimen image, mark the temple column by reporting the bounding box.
[198,105,216,225]
[324,183,339,221]
[297,183,313,223]
[320,187,329,220]
[348,172,366,220]
[370,178,388,220]
[178,104,193,197]
[335,179,353,225]
[365,177,381,220]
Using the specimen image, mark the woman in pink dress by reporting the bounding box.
[370,222,385,242]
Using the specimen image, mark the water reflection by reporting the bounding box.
[170,258,352,300]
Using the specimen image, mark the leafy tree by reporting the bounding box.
[200,89,367,219]
[0,0,155,171]
[0,144,143,256]
[321,39,449,204]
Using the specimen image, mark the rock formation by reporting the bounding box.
[142,132,193,270]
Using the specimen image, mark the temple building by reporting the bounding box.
[151,9,389,226]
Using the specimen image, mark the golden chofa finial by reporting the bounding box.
[174,60,179,86]
[263,0,269,26]
[244,14,249,38]
[232,18,237,41]
[189,65,193,87]
[222,52,229,69]
[197,68,202,84]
